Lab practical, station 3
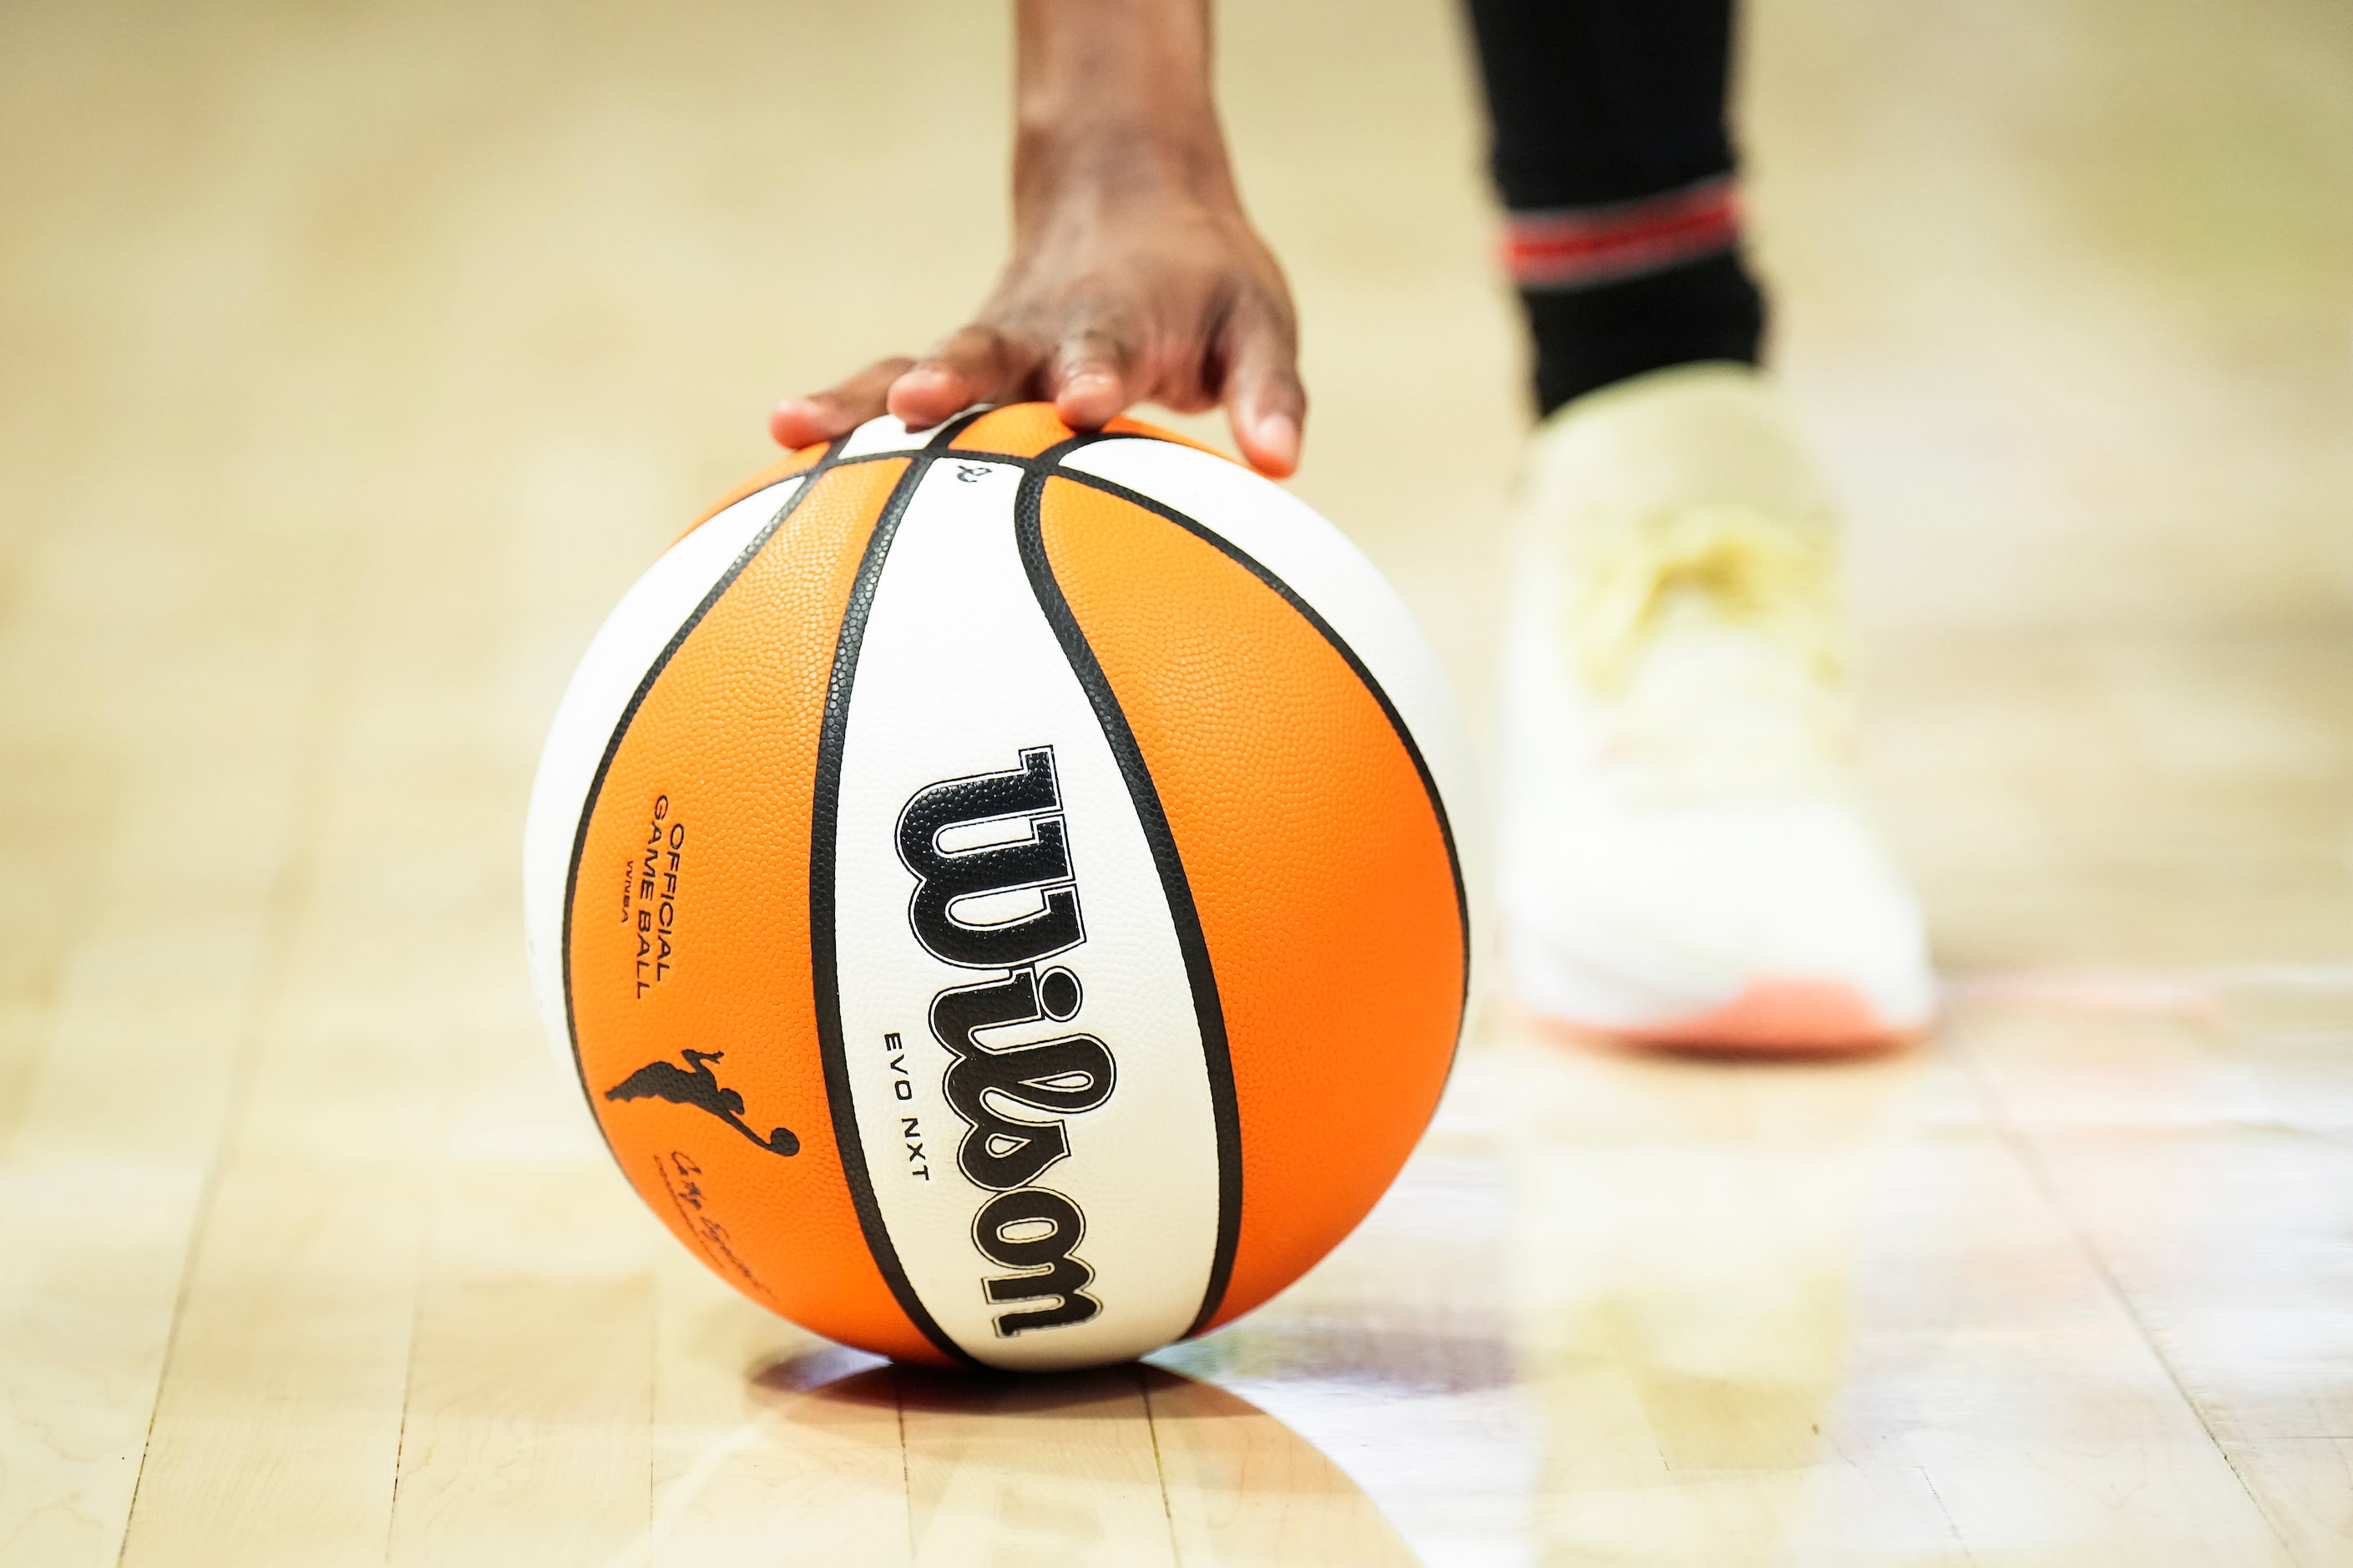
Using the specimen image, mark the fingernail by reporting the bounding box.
[1257,412,1299,467]
[770,400,814,443]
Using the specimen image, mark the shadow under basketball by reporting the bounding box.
[738,1355,1422,1562]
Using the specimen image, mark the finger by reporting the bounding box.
[769,357,913,448]
[888,324,1036,430]
[1221,300,1305,478]
[1050,322,1137,431]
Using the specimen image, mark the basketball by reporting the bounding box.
[523,404,1475,1372]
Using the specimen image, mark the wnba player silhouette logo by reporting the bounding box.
[604,1049,800,1156]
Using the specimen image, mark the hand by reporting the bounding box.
[769,1,1305,478]
[772,175,1303,478]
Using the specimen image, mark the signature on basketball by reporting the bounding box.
[652,1149,771,1299]
[604,1049,800,1156]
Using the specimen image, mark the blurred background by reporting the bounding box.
[3,1,2350,1563]
[5,0,2349,974]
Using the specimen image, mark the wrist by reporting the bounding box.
[1013,0,1232,209]
[1015,117,1235,214]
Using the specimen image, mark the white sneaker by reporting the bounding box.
[1497,362,1935,1052]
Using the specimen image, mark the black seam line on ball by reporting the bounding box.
[925,407,994,447]
[812,430,1161,478]
[808,451,985,1371]
[1014,451,1246,1342]
[1035,459,1475,1179]
[1046,467,1473,1023]
[561,437,848,1144]
[731,435,1469,1005]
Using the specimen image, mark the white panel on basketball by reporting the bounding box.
[833,414,940,461]
[522,475,808,1077]
[828,458,1221,1371]
[1055,438,1485,927]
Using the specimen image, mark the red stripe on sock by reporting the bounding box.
[1503,175,1742,291]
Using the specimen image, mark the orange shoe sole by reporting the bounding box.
[1531,978,1925,1059]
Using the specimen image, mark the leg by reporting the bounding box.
[1463,0,1763,412]
[1468,0,1935,1053]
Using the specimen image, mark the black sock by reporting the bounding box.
[1463,0,1768,415]
[1518,248,1764,416]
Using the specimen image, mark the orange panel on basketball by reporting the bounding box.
[949,404,1079,458]
[944,404,1228,462]
[1035,476,1465,1329]
[1102,415,1227,459]
[686,439,832,535]
[569,457,948,1365]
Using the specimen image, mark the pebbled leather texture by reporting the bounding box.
[570,458,945,1365]
[1039,476,1464,1331]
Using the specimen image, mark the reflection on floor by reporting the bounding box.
[1191,979,2353,1564]
[279,979,2350,1566]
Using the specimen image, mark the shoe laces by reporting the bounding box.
[1566,502,1853,796]
[1573,502,1844,691]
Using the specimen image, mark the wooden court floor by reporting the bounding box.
[5,0,2351,1562]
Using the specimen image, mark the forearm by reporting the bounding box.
[1015,0,1236,215]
